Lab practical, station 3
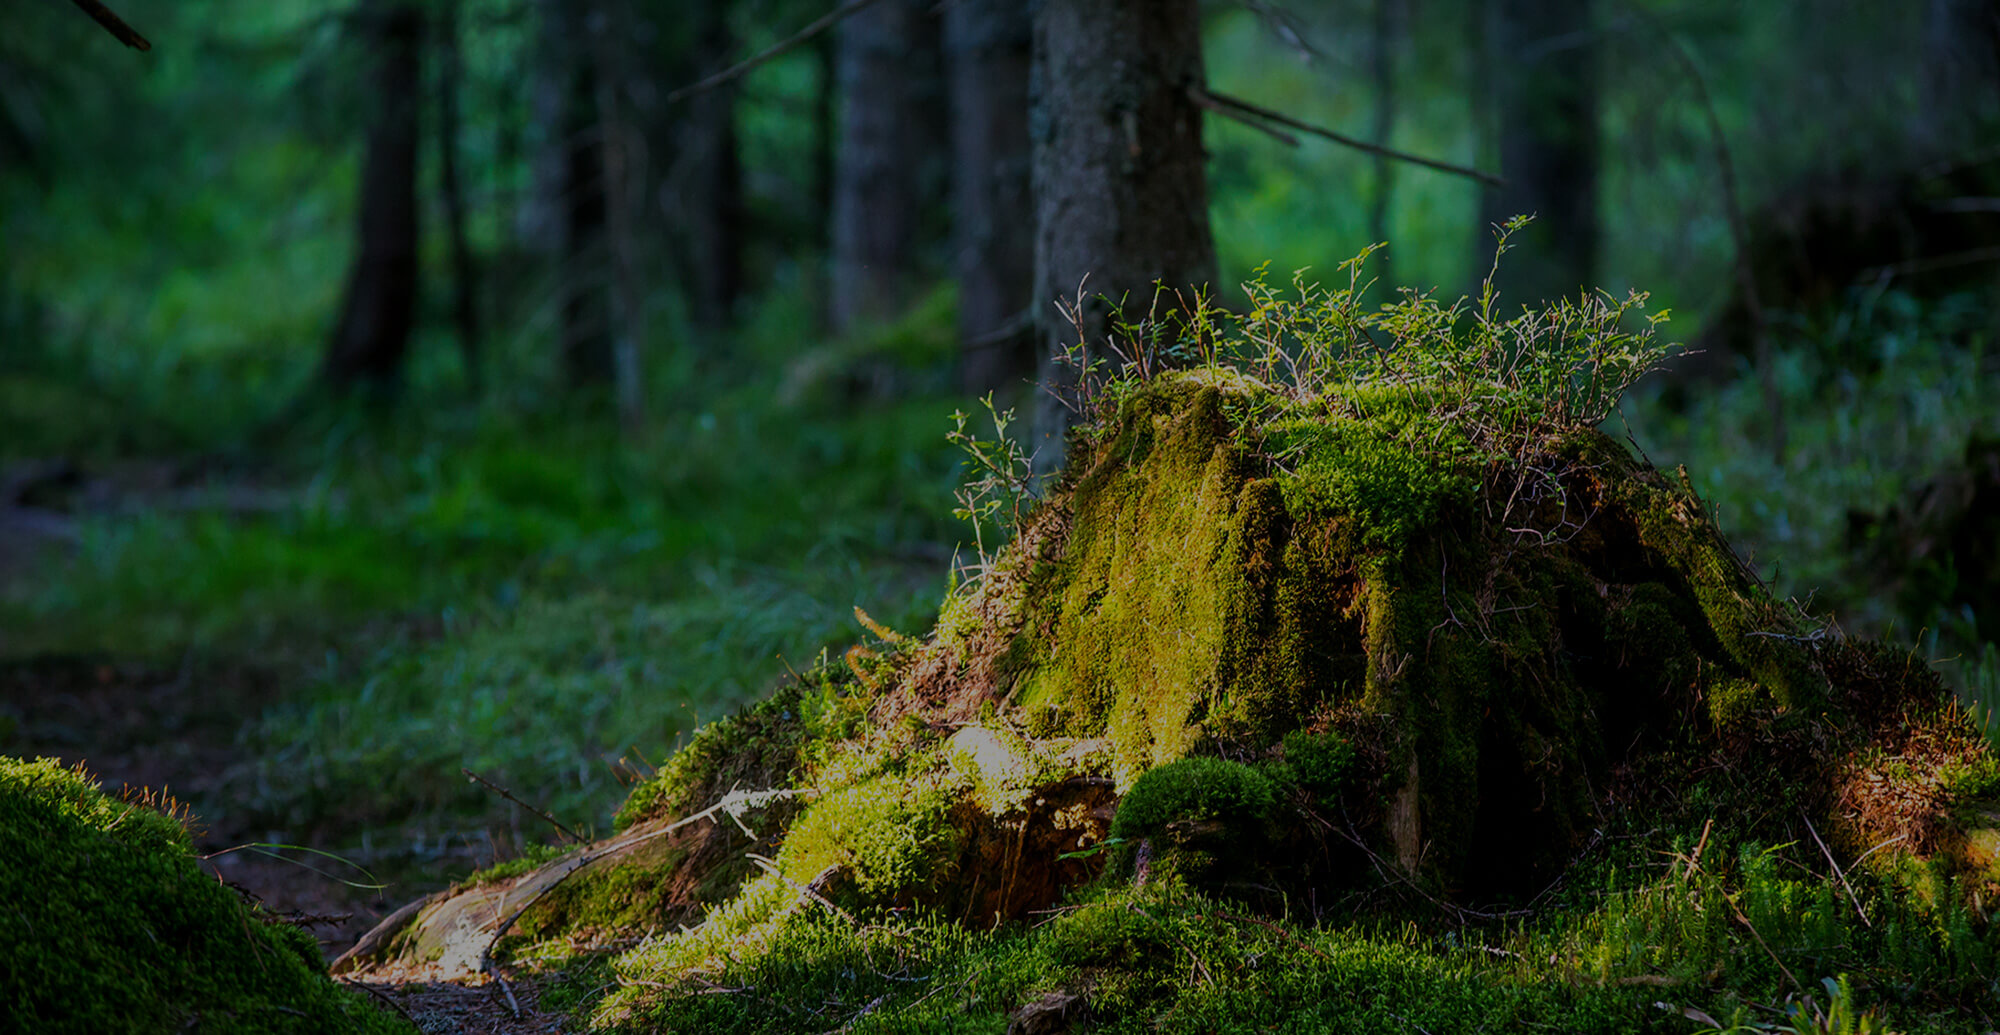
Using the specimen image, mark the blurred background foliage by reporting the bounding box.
[1,0,1997,868]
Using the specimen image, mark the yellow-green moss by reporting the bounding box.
[0,757,411,1034]
[776,771,964,901]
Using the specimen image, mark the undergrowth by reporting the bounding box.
[0,293,965,849]
[1624,286,2000,739]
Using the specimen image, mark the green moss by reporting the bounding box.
[777,772,963,901]
[1268,401,1480,555]
[1111,756,1275,838]
[0,757,411,1034]
[1610,461,1829,719]
[1014,378,1268,782]
[462,839,576,886]
[615,676,814,829]
[1278,730,1356,798]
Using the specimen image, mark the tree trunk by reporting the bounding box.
[1030,0,1218,467]
[324,1,423,391]
[668,0,744,334]
[589,1,645,427]
[1477,0,1598,307]
[436,0,480,395]
[1926,0,2000,146]
[813,30,836,329]
[1367,0,1400,289]
[829,0,941,333]
[946,0,1034,398]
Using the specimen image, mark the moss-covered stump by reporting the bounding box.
[0,757,411,1033]
[345,373,1998,1019]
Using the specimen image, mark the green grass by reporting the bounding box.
[571,835,1993,1034]
[1,302,969,840]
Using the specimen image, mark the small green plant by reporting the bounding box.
[945,392,1037,575]
[1681,976,1894,1035]
[1029,219,1682,554]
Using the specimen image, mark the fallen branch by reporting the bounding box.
[70,0,151,51]
[666,0,888,104]
[1188,85,1502,187]
[462,767,585,844]
[479,788,805,977]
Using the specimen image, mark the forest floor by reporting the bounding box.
[0,644,577,1033]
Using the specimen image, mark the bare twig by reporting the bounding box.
[339,980,420,1028]
[1727,894,1801,992]
[70,0,151,51]
[487,961,523,1018]
[1801,812,1871,927]
[666,0,889,104]
[820,993,891,1035]
[462,767,585,844]
[1189,85,1502,187]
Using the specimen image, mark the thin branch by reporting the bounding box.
[462,767,585,844]
[666,0,889,104]
[1801,811,1871,928]
[70,0,151,51]
[339,980,421,1028]
[1189,88,1300,147]
[1190,84,1502,187]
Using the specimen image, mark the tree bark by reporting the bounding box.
[829,0,942,333]
[1030,0,1218,467]
[1367,0,1400,289]
[324,1,423,391]
[1477,0,1598,307]
[946,0,1033,397]
[436,0,480,394]
[813,30,837,329]
[676,0,744,332]
[1926,0,2000,146]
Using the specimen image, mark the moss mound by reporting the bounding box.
[0,757,410,1034]
[343,262,2000,1029]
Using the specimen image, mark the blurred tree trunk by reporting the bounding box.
[674,0,743,333]
[1030,0,1217,468]
[436,0,480,394]
[1926,0,2000,144]
[588,1,645,426]
[530,0,613,386]
[813,30,836,329]
[829,0,943,333]
[1368,0,1400,289]
[946,0,1034,397]
[1477,0,1598,306]
[324,0,423,391]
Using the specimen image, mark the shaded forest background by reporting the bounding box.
[4,0,2000,955]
